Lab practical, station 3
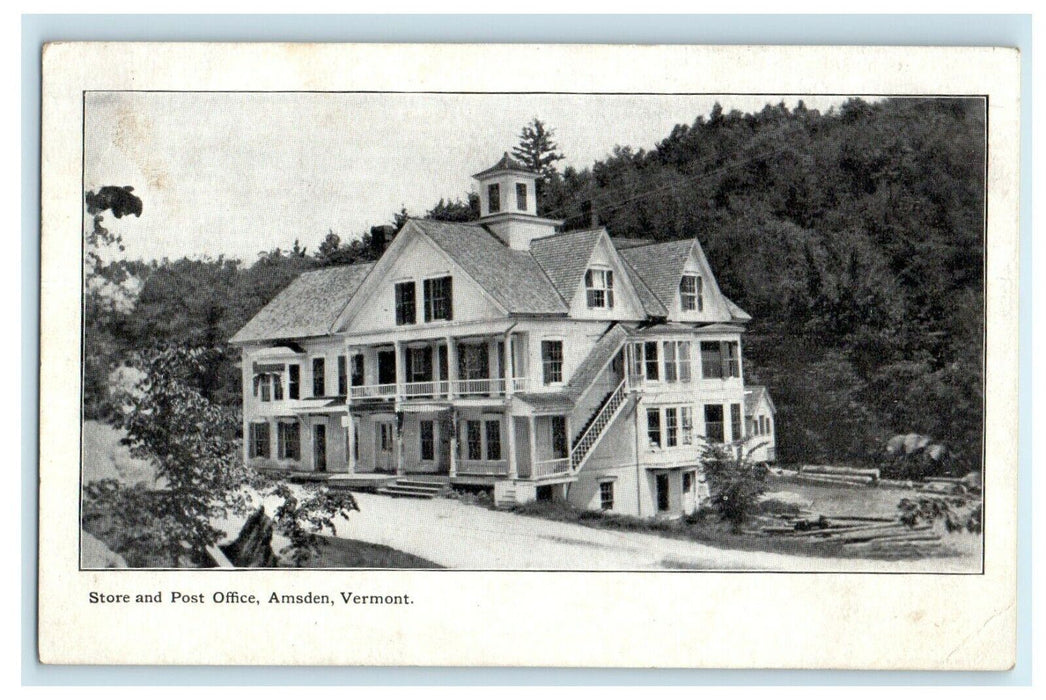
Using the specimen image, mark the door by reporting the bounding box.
[656,473,670,512]
[377,350,397,386]
[313,423,327,472]
[375,420,396,472]
[682,470,696,513]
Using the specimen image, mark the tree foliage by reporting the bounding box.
[85,346,358,566]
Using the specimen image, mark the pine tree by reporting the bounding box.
[512,118,565,180]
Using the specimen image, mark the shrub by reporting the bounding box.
[700,440,767,530]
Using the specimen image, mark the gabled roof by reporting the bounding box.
[230,263,374,344]
[412,219,568,315]
[619,256,670,317]
[529,228,604,306]
[472,152,533,178]
[724,296,752,322]
[618,239,696,309]
[744,385,775,415]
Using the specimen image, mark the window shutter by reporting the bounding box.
[445,277,453,320]
[423,279,432,322]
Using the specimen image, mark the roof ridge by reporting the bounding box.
[529,227,603,245]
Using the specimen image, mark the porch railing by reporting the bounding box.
[455,461,509,476]
[349,378,528,400]
[530,457,570,479]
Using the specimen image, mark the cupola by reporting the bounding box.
[473,152,563,250]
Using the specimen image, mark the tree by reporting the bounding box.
[85,346,358,567]
[426,195,479,222]
[512,118,565,180]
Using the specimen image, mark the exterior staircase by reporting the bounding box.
[569,378,631,473]
[377,478,446,499]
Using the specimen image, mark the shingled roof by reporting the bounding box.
[412,219,568,315]
[618,239,696,309]
[744,385,775,415]
[529,228,604,306]
[230,263,375,344]
[472,152,533,178]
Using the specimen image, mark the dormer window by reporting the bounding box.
[487,184,501,214]
[680,274,703,312]
[516,182,527,211]
[585,268,614,309]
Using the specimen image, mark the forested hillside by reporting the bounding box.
[85,97,985,471]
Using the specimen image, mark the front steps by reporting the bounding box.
[377,478,447,499]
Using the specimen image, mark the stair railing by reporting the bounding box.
[569,378,627,472]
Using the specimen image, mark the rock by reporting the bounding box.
[221,507,278,567]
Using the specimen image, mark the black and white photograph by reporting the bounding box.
[37,42,1020,669]
[79,90,986,573]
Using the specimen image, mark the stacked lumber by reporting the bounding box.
[758,511,942,554]
[795,465,880,487]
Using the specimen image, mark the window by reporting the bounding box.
[663,341,692,383]
[458,343,489,381]
[700,342,723,379]
[288,364,300,399]
[337,356,347,396]
[423,276,453,322]
[647,408,662,448]
[683,470,694,494]
[378,423,395,452]
[704,404,725,443]
[542,340,564,384]
[644,341,659,381]
[278,421,300,460]
[254,373,282,402]
[249,422,270,459]
[677,342,692,382]
[420,420,435,461]
[599,481,614,511]
[550,416,568,459]
[312,357,325,397]
[350,355,364,387]
[395,281,416,325]
[680,274,703,312]
[765,417,772,436]
[731,403,742,441]
[466,420,482,461]
[724,341,740,378]
[487,184,500,213]
[665,407,679,447]
[681,406,694,445]
[585,268,615,309]
[407,346,432,382]
[516,182,527,210]
[485,420,502,461]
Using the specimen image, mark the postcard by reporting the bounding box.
[38,42,1019,668]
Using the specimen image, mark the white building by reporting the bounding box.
[230,153,770,517]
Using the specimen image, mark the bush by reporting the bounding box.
[701,440,767,530]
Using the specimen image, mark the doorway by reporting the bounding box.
[313,423,327,472]
[656,473,670,512]
[375,419,396,472]
[377,350,397,386]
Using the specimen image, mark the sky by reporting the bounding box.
[84,92,853,263]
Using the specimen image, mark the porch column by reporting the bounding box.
[448,409,458,477]
[529,414,538,476]
[344,414,357,474]
[504,332,514,397]
[446,336,458,399]
[506,410,518,479]
[394,340,405,401]
[395,411,404,476]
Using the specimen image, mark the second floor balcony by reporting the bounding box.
[349,376,529,401]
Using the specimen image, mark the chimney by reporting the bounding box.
[369,225,394,258]
[581,200,599,229]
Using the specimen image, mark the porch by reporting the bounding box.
[345,329,529,402]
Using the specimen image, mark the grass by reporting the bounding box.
[291,535,443,569]
[508,491,969,561]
